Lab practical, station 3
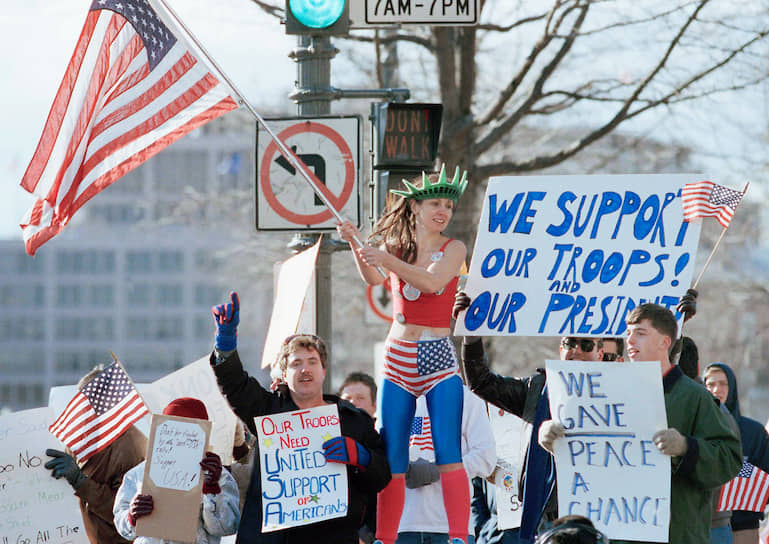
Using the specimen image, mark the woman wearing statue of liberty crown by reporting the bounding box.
[337,165,470,544]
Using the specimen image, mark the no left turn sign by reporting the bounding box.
[256,116,361,231]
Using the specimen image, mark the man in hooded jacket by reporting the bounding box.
[704,362,769,544]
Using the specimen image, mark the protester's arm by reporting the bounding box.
[671,392,742,488]
[336,220,387,286]
[742,418,769,474]
[113,466,142,540]
[200,469,240,537]
[461,393,497,480]
[211,350,274,435]
[461,337,530,418]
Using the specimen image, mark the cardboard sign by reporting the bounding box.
[546,360,669,542]
[0,407,88,544]
[487,405,528,530]
[255,404,348,532]
[136,414,212,542]
[142,356,238,465]
[455,175,703,336]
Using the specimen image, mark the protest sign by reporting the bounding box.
[261,239,321,369]
[136,414,211,542]
[142,356,237,465]
[0,407,88,544]
[487,405,528,530]
[546,360,669,542]
[455,174,703,336]
[255,404,348,532]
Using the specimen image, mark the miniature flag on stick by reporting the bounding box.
[717,461,769,512]
[49,360,148,462]
[681,181,744,229]
[20,0,238,255]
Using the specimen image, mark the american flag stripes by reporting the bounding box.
[49,361,148,462]
[409,415,434,452]
[681,181,744,229]
[20,0,238,255]
[717,460,769,512]
[383,337,458,397]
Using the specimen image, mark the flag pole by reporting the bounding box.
[691,181,749,289]
[152,0,386,277]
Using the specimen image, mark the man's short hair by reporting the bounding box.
[339,371,377,401]
[602,337,624,356]
[626,303,677,341]
[277,334,328,372]
[535,515,608,544]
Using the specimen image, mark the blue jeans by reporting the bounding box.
[396,533,475,544]
[710,525,733,544]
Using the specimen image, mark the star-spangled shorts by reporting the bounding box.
[382,336,459,397]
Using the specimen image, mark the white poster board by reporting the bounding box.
[0,407,88,544]
[255,404,348,532]
[487,405,528,530]
[261,239,321,369]
[455,175,703,336]
[546,360,670,542]
[142,356,238,465]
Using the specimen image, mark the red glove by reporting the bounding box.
[200,451,222,494]
[128,494,153,526]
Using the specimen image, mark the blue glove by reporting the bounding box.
[212,291,239,351]
[322,436,370,470]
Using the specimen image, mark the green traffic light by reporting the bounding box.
[288,0,345,29]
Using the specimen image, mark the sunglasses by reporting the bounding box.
[561,338,596,352]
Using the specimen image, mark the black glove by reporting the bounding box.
[128,494,154,526]
[676,288,698,322]
[405,457,440,489]
[200,451,223,494]
[44,449,86,489]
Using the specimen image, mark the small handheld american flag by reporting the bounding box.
[717,460,769,512]
[49,361,148,462]
[681,181,744,229]
[409,415,434,452]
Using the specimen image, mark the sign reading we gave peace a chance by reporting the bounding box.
[546,360,669,542]
[455,174,703,337]
[255,405,348,532]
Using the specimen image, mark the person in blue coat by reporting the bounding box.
[704,362,769,544]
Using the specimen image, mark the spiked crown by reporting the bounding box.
[390,165,468,202]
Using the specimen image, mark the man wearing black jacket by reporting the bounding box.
[209,292,391,544]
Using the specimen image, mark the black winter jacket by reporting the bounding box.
[211,350,391,544]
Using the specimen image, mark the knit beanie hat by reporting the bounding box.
[162,397,209,420]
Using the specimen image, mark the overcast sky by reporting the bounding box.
[1,1,766,242]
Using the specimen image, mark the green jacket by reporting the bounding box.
[621,365,742,544]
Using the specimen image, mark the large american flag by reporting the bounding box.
[681,181,744,229]
[409,415,434,452]
[20,0,238,255]
[49,361,148,462]
[717,460,769,512]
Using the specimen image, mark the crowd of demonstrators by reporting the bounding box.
[113,398,240,544]
[337,166,471,544]
[704,363,769,544]
[397,385,496,544]
[44,366,147,544]
[209,292,391,544]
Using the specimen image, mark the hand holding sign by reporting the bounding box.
[200,451,223,494]
[322,436,371,470]
[538,420,566,454]
[44,448,86,489]
[676,288,698,322]
[652,428,688,457]
[128,494,154,526]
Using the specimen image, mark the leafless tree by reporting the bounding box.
[252,0,769,240]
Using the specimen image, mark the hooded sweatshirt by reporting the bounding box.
[706,362,769,531]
